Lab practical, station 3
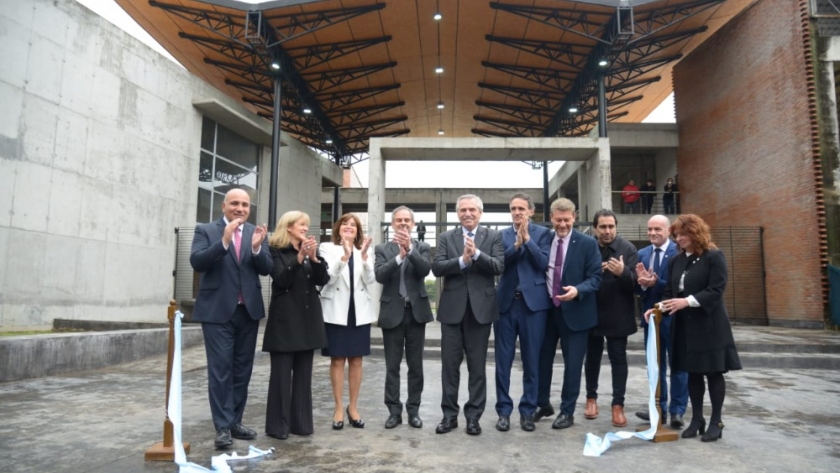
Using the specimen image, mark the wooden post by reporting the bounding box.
[145,300,191,460]
[637,303,679,442]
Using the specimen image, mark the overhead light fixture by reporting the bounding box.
[437,129,445,135]
[437,101,444,109]
[325,139,333,144]
[598,59,609,67]
[302,107,312,114]
[433,12,442,20]
[270,61,280,70]
[435,66,444,74]
[569,107,579,113]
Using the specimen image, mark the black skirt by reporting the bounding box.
[321,254,371,357]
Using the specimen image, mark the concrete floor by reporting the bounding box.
[1,328,840,472]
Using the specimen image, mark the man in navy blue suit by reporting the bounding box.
[533,198,602,430]
[190,188,273,449]
[494,193,553,432]
[634,214,688,428]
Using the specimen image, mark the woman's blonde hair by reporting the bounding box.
[331,213,364,249]
[269,211,310,248]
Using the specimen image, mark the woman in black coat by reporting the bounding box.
[262,210,329,439]
[645,214,741,443]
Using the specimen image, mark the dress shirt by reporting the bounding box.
[458,227,482,269]
[222,217,261,255]
[679,251,700,308]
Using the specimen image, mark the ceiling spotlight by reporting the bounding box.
[433,12,442,20]
[325,139,333,144]
[437,101,444,109]
[569,107,579,113]
[302,107,312,114]
[270,62,280,70]
[435,66,444,74]
[598,59,609,67]
[437,129,445,135]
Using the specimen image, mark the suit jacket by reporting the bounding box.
[432,226,504,325]
[374,240,434,329]
[262,245,329,352]
[636,239,678,318]
[551,229,602,332]
[497,223,552,313]
[189,218,273,323]
[594,235,638,337]
[318,242,379,326]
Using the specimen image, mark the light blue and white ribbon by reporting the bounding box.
[583,321,660,456]
[169,311,274,472]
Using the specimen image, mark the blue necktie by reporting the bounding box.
[653,248,662,274]
[467,231,474,238]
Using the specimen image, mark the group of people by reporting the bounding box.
[621,177,679,214]
[189,188,740,451]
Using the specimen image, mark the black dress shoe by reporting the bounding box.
[520,414,535,432]
[635,411,650,421]
[408,415,423,428]
[495,415,510,432]
[214,428,233,449]
[670,413,685,429]
[230,423,256,440]
[466,418,481,435]
[533,405,555,422]
[347,407,365,428]
[551,413,574,430]
[266,431,288,440]
[435,417,458,434]
[385,414,402,429]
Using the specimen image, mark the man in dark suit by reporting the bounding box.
[583,209,638,428]
[494,193,552,432]
[533,198,602,430]
[634,214,688,428]
[432,194,504,436]
[189,188,272,449]
[374,206,433,430]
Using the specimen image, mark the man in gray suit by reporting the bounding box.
[432,194,504,436]
[374,206,433,430]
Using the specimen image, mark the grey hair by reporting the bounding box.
[391,205,415,222]
[510,192,534,210]
[457,194,484,211]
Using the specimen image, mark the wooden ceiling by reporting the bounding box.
[115,0,752,163]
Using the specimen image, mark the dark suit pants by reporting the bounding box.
[202,305,259,431]
[494,299,547,417]
[382,306,427,416]
[440,303,492,420]
[642,315,688,415]
[265,350,315,437]
[584,334,628,406]
[537,306,589,416]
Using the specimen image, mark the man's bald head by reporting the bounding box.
[222,188,251,223]
[647,214,670,247]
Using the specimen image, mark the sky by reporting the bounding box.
[76,0,676,191]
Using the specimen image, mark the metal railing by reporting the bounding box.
[610,190,681,215]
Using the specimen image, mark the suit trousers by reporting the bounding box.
[494,299,547,417]
[202,305,259,431]
[537,306,589,416]
[382,305,427,416]
[440,302,492,420]
[643,315,688,415]
[265,350,315,437]
[584,334,629,406]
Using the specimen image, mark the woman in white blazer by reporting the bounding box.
[319,213,377,430]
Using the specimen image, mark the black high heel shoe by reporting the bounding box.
[332,410,345,430]
[347,407,365,428]
[701,422,724,442]
[681,419,706,439]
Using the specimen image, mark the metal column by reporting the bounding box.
[542,162,550,222]
[597,73,607,138]
[268,75,282,226]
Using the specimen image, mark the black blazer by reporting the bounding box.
[262,245,329,353]
[594,235,638,337]
[374,240,434,329]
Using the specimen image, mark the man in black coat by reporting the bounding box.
[374,206,433,429]
[583,209,638,428]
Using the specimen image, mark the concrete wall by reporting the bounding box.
[0,0,334,327]
[673,0,824,326]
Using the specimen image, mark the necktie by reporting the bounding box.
[233,227,242,261]
[399,246,408,299]
[653,248,662,274]
[467,231,474,238]
[552,238,564,307]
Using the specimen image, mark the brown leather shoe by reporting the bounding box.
[584,399,598,419]
[612,405,627,427]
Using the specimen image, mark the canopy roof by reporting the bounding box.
[116,0,751,164]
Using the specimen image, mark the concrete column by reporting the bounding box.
[367,140,386,246]
[818,40,840,267]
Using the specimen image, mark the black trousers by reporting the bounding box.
[202,305,259,431]
[440,303,492,420]
[265,350,314,437]
[584,334,629,406]
[382,305,427,416]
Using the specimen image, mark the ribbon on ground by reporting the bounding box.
[582,321,660,456]
[169,311,275,472]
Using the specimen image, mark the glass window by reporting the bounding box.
[196,188,212,223]
[201,117,215,152]
[217,124,260,169]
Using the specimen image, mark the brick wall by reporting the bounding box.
[673,0,824,326]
